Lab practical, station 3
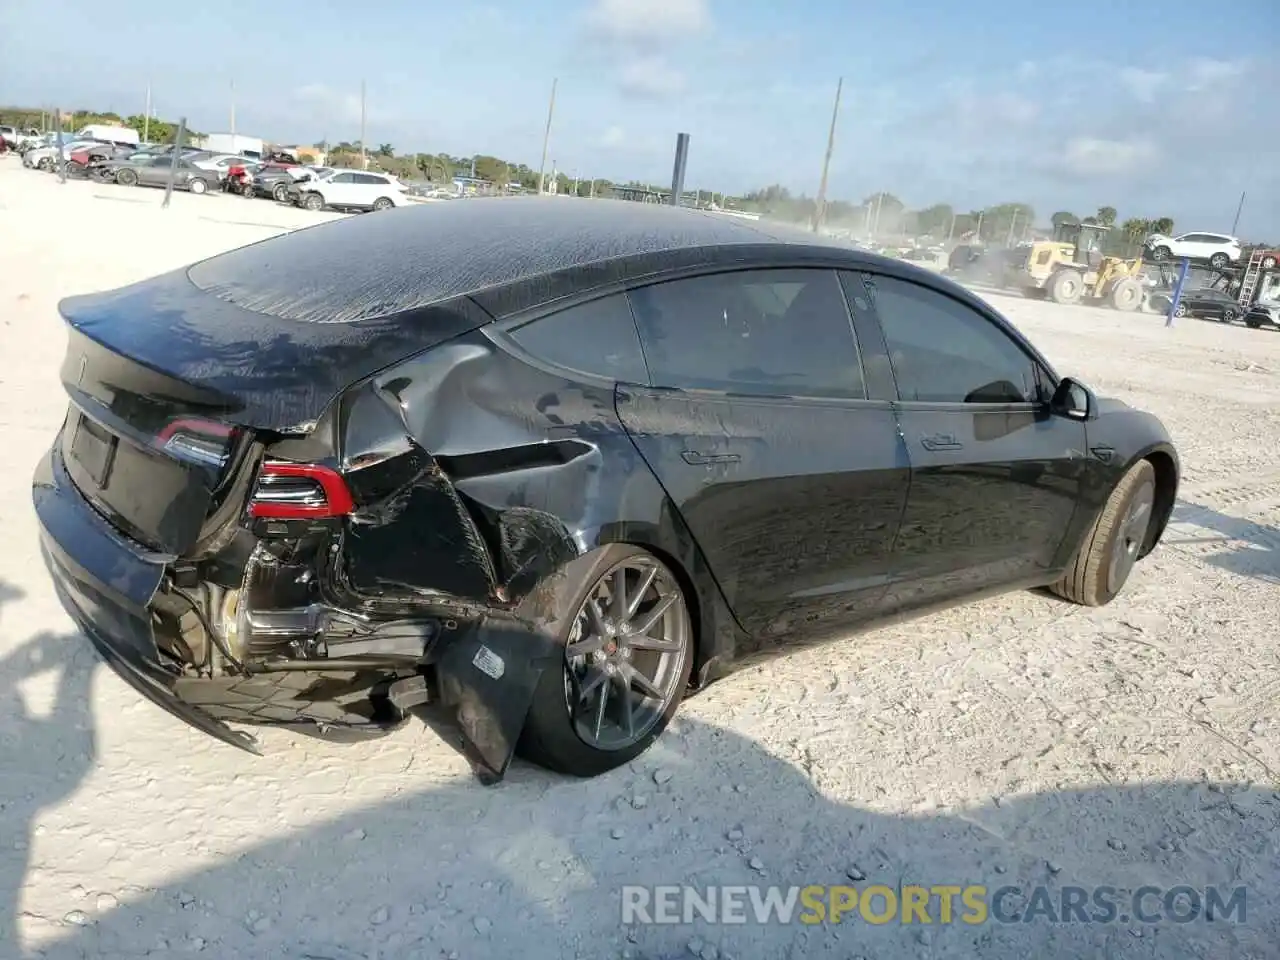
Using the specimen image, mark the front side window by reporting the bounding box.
[627,268,865,399]
[507,294,649,384]
[863,274,1039,404]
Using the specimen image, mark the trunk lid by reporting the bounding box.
[56,263,490,554]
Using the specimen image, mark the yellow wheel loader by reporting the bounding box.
[1010,222,1147,312]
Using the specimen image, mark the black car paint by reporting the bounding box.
[34,199,1180,781]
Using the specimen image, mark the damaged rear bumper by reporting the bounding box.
[34,446,262,753]
[33,446,559,781]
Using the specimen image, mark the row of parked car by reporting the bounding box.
[14,133,418,214]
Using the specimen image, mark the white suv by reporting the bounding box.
[296,170,407,213]
[1144,231,1242,269]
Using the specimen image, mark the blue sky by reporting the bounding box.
[4,0,1279,235]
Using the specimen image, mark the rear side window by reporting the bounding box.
[627,268,865,399]
[355,173,388,185]
[864,274,1039,404]
[507,294,649,384]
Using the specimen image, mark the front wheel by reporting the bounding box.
[1051,460,1156,606]
[1222,307,1239,324]
[272,182,289,203]
[1174,302,1188,319]
[1109,277,1143,312]
[303,192,324,212]
[116,168,138,186]
[1262,255,1278,271]
[518,545,694,777]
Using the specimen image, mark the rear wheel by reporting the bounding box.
[1151,245,1171,262]
[1262,255,1278,271]
[1051,460,1156,606]
[1222,306,1239,324]
[272,182,289,203]
[188,177,208,195]
[1209,252,1230,269]
[1049,269,1084,305]
[518,545,694,777]
[1174,302,1188,319]
[116,167,138,186]
[372,197,393,211]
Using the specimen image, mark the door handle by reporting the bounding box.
[920,433,963,451]
[681,450,741,466]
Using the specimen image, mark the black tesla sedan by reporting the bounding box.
[33,198,1179,782]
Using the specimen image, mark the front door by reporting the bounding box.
[615,267,910,644]
[856,271,1090,612]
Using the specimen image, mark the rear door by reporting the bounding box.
[616,267,909,642]
[851,271,1089,611]
[324,171,358,205]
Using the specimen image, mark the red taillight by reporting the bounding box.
[248,461,355,520]
[157,417,237,467]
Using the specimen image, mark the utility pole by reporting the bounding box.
[975,210,985,243]
[1231,190,1246,234]
[143,83,151,143]
[230,79,236,138]
[812,77,843,233]
[538,78,557,195]
[1005,209,1019,247]
[359,80,367,171]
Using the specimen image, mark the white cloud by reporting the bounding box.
[585,0,711,45]
[1186,57,1247,91]
[582,0,710,100]
[1059,137,1159,176]
[616,54,686,98]
[292,84,365,126]
[1119,67,1167,103]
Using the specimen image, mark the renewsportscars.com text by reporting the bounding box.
[621,884,1247,926]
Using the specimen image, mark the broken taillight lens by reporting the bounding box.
[156,417,237,468]
[248,461,355,520]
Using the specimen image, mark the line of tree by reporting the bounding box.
[0,104,1207,246]
[0,107,203,146]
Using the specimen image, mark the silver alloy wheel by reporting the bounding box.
[1108,480,1154,595]
[562,557,690,751]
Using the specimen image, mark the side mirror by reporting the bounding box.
[1051,376,1096,420]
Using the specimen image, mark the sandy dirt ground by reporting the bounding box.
[1,159,1277,960]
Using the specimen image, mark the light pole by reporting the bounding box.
[812,77,843,233]
[538,78,557,195]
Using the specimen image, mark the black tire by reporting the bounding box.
[37,157,53,172]
[1222,307,1239,324]
[188,177,208,195]
[1109,277,1143,312]
[1262,255,1278,271]
[1051,460,1156,606]
[116,167,138,186]
[272,182,289,203]
[518,544,694,777]
[303,192,324,212]
[1150,245,1171,262]
[372,197,393,211]
[1048,269,1084,305]
[1174,302,1188,319]
[1209,252,1230,269]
